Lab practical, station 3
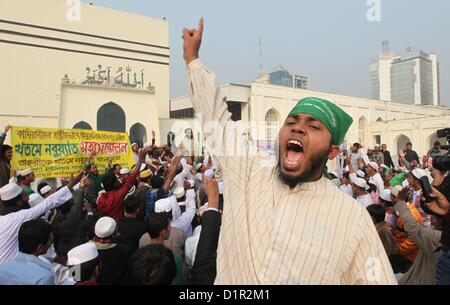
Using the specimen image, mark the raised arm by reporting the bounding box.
[116,148,147,199]
[190,176,221,285]
[172,189,197,233]
[0,125,10,145]
[183,18,251,168]
[12,186,73,225]
[162,156,182,193]
[151,130,156,146]
[345,156,358,183]
[398,150,410,170]
[394,200,441,254]
[61,177,91,231]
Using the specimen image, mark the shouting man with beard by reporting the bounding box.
[183,18,396,285]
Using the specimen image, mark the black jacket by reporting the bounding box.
[97,243,134,285]
[189,210,221,285]
[382,150,395,168]
[52,190,97,255]
[405,149,420,164]
[117,217,147,251]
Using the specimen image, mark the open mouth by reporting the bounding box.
[283,139,305,170]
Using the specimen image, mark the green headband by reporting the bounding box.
[389,172,407,187]
[288,97,353,145]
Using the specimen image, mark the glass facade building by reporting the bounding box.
[371,49,440,105]
[268,66,308,89]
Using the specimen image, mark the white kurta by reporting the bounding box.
[187,59,396,285]
[369,173,385,194]
[356,194,374,208]
[339,184,353,197]
[0,187,73,265]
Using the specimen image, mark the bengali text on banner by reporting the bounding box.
[11,126,135,178]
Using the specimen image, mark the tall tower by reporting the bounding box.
[370,40,394,101]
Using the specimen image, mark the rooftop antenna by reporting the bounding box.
[258,37,264,78]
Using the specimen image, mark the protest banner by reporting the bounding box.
[11,126,135,178]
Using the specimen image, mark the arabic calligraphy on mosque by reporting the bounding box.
[62,65,155,93]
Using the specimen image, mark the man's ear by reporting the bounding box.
[328,145,341,160]
[36,243,47,255]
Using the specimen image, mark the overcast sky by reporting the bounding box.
[86,0,450,106]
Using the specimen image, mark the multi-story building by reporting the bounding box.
[370,44,440,106]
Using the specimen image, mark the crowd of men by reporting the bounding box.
[0,18,449,285]
[0,123,223,284]
[326,140,450,284]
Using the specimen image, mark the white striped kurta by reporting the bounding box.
[187,59,396,285]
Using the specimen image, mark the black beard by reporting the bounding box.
[276,147,330,188]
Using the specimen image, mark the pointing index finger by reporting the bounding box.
[198,17,204,35]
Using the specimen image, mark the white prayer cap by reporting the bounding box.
[353,177,369,190]
[18,169,33,176]
[368,162,379,171]
[356,170,366,178]
[195,173,203,182]
[374,144,381,148]
[140,163,147,172]
[120,168,130,175]
[155,198,172,213]
[412,168,427,180]
[379,189,392,202]
[0,183,23,201]
[402,180,409,187]
[40,185,52,196]
[95,217,117,239]
[381,164,388,169]
[28,193,45,208]
[368,146,375,151]
[143,142,151,148]
[218,182,224,195]
[67,242,99,266]
[187,179,195,188]
[131,143,138,148]
[204,169,214,178]
[391,185,403,198]
[173,187,185,199]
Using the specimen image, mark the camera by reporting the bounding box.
[437,128,450,151]
[433,127,450,172]
[437,128,450,139]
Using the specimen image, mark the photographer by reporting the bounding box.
[430,155,450,285]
